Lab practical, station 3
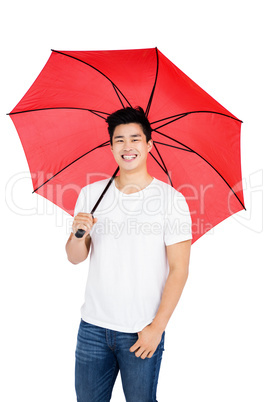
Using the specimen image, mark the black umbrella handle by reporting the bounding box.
[74,166,119,239]
[75,228,86,238]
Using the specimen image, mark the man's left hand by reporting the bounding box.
[129,323,163,359]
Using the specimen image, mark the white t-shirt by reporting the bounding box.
[74,177,192,333]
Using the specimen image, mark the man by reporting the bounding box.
[66,107,192,401]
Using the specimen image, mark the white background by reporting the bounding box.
[1,0,267,401]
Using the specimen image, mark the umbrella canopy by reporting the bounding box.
[9,47,245,243]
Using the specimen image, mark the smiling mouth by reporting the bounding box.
[121,155,137,160]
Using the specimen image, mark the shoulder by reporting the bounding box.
[81,178,111,196]
[77,178,111,206]
[153,178,186,200]
[75,178,112,215]
[153,179,191,219]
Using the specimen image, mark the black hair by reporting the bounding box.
[106,106,152,144]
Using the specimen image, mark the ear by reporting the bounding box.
[147,139,153,152]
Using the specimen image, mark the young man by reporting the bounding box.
[66,107,192,402]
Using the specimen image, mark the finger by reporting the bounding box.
[135,347,147,358]
[73,221,91,233]
[135,349,143,358]
[140,350,149,360]
[74,213,94,221]
[147,350,154,359]
[74,213,92,223]
[76,212,97,222]
[74,215,93,223]
[72,215,96,233]
[77,224,89,232]
[129,340,140,353]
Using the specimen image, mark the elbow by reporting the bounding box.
[66,253,83,265]
[65,237,89,265]
[67,257,79,265]
[170,264,189,281]
[65,242,78,265]
[181,267,189,283]
[66,253,87,265]
[65,248,80,265]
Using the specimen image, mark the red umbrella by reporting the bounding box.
[9,47,245,243]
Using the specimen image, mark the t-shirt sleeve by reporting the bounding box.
[74,188,86,217]
[71,188,86,234]
[164,192,192,246]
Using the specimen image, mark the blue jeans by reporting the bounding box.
[75,320,165,402]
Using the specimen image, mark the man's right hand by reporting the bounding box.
[72,213,97,239]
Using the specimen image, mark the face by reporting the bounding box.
[110,123,153,172]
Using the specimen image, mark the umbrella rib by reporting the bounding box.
[112,84,125,109]
[153,141,193,152]
[32,141,110,193]
[151,113,187,125]
[153,129,193,151]
[145,47,159,117]
[152,142,173,186]
[151,110,243,130]
[51,50,132,109]
[8,107,109,119]
[154,129,246,210]
[149,152,172,179]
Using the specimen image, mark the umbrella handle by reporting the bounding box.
[75,229,86,238]
[74,166,119,240]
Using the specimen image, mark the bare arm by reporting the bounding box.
[152,239,191,332]
[130,239,191,359]
[65,213,97,265]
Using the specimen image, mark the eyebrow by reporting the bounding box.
[113,134,142,139]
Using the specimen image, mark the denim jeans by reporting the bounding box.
[75,319,165,402]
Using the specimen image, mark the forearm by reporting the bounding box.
[152,267,189,333]
[65,232,90,264]
[130,261,189,359]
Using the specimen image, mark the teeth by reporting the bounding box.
[122,155,137,160]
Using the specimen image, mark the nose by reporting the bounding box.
[123,140,133,151]
[124,146,132,151]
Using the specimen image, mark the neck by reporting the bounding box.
[115,169,153,194]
